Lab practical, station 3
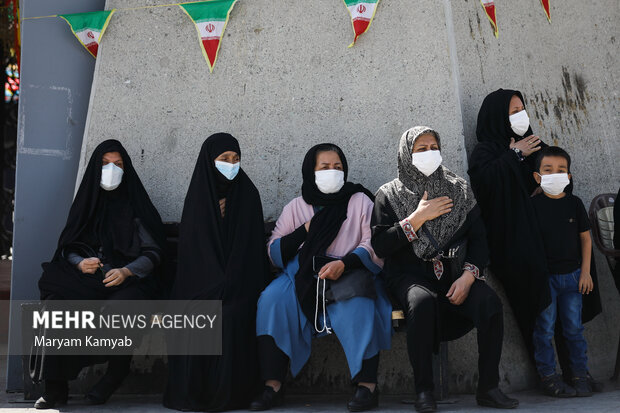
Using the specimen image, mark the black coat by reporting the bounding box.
[372,192,492,341]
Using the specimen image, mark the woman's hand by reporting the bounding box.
[318,260,345,280]
[446,271,475,305]
[219,198,226,217]
[407,191,453,230]
[509,135,541,157]
[103,267,132,287]
[78,257,102,274]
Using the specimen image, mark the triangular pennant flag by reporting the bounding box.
[343,0,380,48]
[59,10,116,58]
[540,0,551,23]
[480,0,498,38]
[179,0,238,73]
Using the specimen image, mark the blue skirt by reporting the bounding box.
[256,242,392,378]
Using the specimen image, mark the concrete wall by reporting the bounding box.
[75,0,618,395]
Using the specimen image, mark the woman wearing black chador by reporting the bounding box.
[164,133,270,411]
[35,140,166,409]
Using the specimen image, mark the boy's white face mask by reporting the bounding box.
[509,110,530,137]
[315,169,345,194]
[538,173,570,196]
[100,163,124,191]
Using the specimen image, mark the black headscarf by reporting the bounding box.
[295,143,374,320]
[207,133,241,199]
[171,132,268,301]
[468,90,600,357]
[54,139,166,268]
[476,88,533,145]
[165,133,268,411]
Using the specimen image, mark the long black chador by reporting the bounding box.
[164,133,270,411]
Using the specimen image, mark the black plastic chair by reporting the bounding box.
[589,193,620,380]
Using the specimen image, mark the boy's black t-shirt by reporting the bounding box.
[531,192,591,275]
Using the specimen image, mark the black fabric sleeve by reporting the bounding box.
[125,218,160,278]
[469,144,526,199]
[575,196,591,232]
[279,224,308,264]
[471,145,522,181]
[341,253,363,270]
[371,191,411,259]
[464,206,490,270]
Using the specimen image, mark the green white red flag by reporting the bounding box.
[480,0,498,38]
[343,0,380,48]
[59,10,116,58]
[540,0,551,22]
[179,0,238,73]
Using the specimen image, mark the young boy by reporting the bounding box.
[531,146,594,398]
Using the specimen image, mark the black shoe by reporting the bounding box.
[571,376,593,397]
[540,373,576,398]
[85,374,125,405]
[414,391,437,413]
[34,380,68,409]
[476,388,519,409]
[347,385,379,411]
[250,385,284,411]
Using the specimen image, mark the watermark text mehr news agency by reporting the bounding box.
[33,311,218,330]
[31,311,218,349]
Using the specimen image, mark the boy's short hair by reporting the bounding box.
[535,146,572,172]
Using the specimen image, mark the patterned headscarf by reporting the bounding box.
[378,126,476,259]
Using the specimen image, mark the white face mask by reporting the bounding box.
[509,110,530,137]
[215,160,240,180]
[100,163,124,191]
[538,173,570,196]
[411,149,442,177]
[315,169,345,194]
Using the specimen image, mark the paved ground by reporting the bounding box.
[1,389,620,412]
[2,334,620,412]
[1,355,619,413]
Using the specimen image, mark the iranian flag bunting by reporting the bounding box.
[59,10,116,58]
[343,0,380,48]
[540,0,551,22]
[180,0,238,73]
[480,0,498,38]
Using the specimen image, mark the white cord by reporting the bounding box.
[314,276,332,334]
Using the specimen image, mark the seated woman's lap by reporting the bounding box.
[440,281,502,331]
[106,279,150,300]
[257,274,295,313]
[396,277,502,333]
